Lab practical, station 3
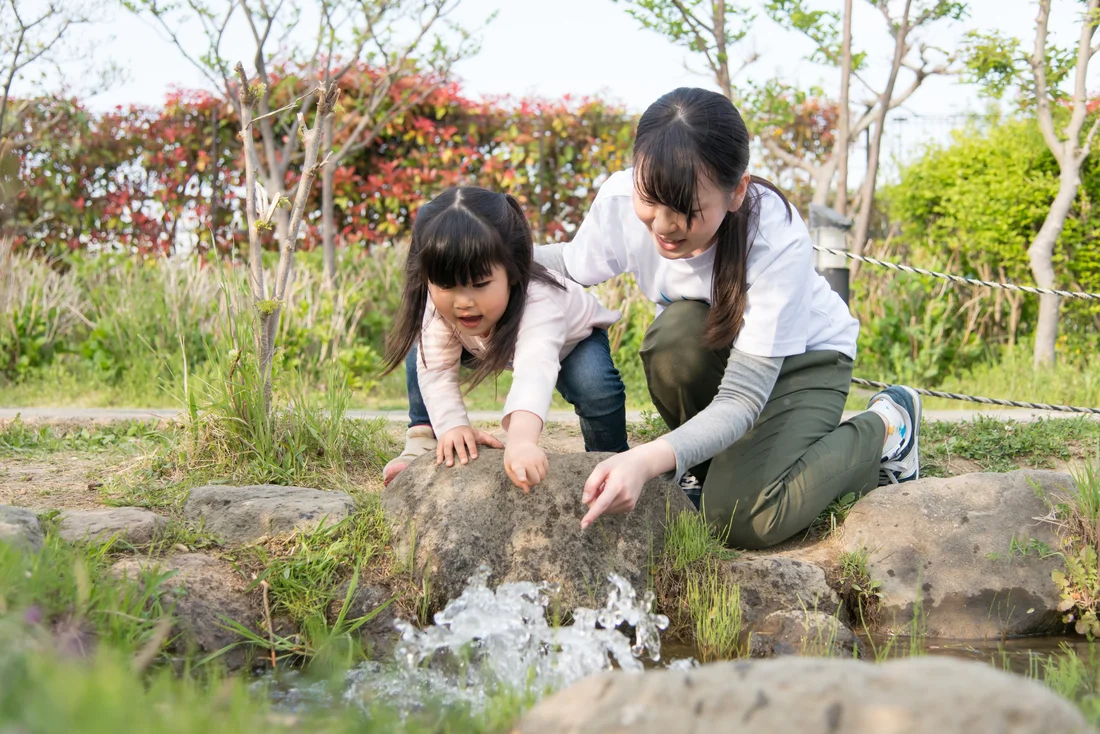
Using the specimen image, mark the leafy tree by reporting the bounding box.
[963,0,1100,366]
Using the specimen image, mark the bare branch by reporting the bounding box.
[1066,0,1100,143]
[669,0,724,88]
[1082,114,1100,160]
[1031,0,1063,165]
[762,137,822,176]
[274,81,341,303]
[236,61,266,305]
[246,88,317,130]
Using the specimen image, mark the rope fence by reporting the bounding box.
[815,245,1100,415]
[813,245,1100,301]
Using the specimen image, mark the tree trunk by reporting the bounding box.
[713,2,731,99]
[809,156,840,207]
[834,0,853,216]
[1029,165,1079,367]
[322,113,336,289]
[852,1,910,258]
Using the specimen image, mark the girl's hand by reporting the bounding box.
[580,440,676,529]
[504,442,549,492]
[436,426,504,467]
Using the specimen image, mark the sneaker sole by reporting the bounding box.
[900,385,922,480]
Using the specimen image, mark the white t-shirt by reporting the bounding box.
[417,272,620,436]
[561,169,859,359]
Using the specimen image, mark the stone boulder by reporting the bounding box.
[112,553,263,670]
[838,470,1071,639]
[725,555,841,626]
[749,610,862,659]
[59,507,168,546]
[383,450,695,611]
[184,484,354,545]
[0,505,43,551]
[515,656,1090,733]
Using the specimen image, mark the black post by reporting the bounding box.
[809,204,853,306]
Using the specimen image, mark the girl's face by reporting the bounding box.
[632,168,751,260]
[428,263,511,338]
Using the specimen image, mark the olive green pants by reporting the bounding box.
[641,301,885,550]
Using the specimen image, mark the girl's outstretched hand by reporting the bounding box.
[504,442,549,492]
[580,440,677,529]
[436,426,504,467]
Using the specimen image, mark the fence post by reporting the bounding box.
[809,204,853,306]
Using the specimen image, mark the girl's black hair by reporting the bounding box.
[381,187,563,389]
[633,87,793,349]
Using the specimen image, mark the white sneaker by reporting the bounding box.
[383,426,437,487]
[869,385,922,485]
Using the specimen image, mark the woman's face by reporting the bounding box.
[632,167,751,260]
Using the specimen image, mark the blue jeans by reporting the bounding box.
[404,328,629,453]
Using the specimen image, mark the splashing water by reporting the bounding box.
[340,565,685,715]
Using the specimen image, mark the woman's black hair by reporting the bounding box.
[381,187,563,388]
[633,87,793,348]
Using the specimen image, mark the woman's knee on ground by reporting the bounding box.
[705,498,790,551]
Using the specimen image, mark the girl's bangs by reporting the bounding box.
[633,128,705,223]
[418,209,503,288]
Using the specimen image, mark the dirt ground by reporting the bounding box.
[0,454,118,511]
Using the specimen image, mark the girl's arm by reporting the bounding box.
[418,303,503,466]
[417,303,468,436]
[499,291,569,490]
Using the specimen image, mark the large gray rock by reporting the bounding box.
[59,507,167,546]
[383,450,696,611]
[515,656,1090,733]
[184,484,354,545]
[726,555,841,625]
[0,505,43,551]
[750,610,862,659]
[112,553,263,670]
[839,470,1070,639]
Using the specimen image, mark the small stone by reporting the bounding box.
[724,555,841,626]
[111,553,270,670]
[184,484,354,545]
[750,610,862,659]
[0,505,44,552]
[58,507,168,546]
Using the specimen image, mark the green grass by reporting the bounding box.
[660,505,736,573]
[836,547,884,629]
[0,526,176,657]
[921,416,1100,476]
[684,560,746,662]
[0,417,169,458]
[0,625,535,734]
[224,501,401,667]
[1027,644,1100,725]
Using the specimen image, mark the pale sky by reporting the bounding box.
[20,0,1100,162]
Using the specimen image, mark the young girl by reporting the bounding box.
[535,87,922,549]
[380,186,629,490]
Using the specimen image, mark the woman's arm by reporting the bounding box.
[661,350,781,481]
[580,348,781,528]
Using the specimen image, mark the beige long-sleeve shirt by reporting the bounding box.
[417,272,620,435]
